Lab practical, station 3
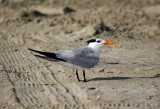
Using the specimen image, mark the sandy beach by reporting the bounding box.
[0,0,160,109]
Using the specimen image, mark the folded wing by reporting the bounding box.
[28,48,66,62]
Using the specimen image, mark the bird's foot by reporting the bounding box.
[83,79,87,82]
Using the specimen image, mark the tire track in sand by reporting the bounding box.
[0,41,89,108]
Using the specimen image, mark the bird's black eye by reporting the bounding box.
[97,40,101,43]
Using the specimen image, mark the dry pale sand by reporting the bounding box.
[0,0,160,109]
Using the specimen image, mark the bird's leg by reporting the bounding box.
[76,69,80,82]
[83,70,87,82]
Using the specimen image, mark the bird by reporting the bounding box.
[28,38,118,82]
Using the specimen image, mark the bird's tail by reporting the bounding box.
[28,48,66,62]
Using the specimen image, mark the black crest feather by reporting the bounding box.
[86,39,96,44]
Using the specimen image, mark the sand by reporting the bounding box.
[0,0,160,109]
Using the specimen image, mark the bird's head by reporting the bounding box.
[87,38,118,49]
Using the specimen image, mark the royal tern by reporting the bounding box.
[28,38,118,82]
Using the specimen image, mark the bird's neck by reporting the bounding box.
[88,43,101,49]
[88,44,101,51]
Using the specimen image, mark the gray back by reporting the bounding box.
[56,46,100,68]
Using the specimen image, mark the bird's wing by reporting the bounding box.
[56,47,99,68]
[28,48,66,62]
[28,47,99,68]
[56,46,92,60]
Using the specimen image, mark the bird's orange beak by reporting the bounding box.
[103,40,118,45]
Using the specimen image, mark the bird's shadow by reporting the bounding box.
[89,77,132,81]
[89,75,160,81]
[106,62,119,64]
